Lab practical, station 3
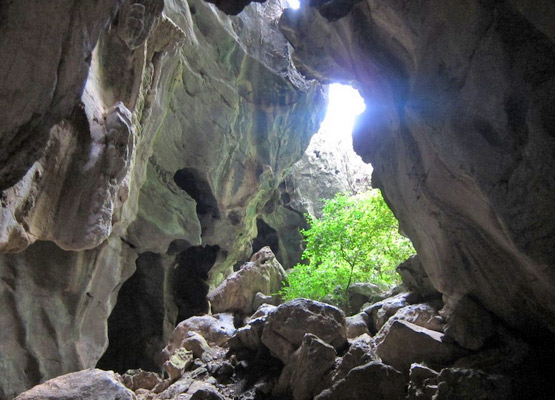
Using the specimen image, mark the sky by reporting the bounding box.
[286,0,300,9]
[319,83,366,141]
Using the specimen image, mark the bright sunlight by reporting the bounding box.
[286,0,300,9]
[319,83,366,141]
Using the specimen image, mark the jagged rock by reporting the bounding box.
[281,130,372,219]
[163,348,194,381]
[0,1,325,394]
[229,304,276,353]
[330,334,377,384]
[207,247,286,315]
[162,314,235,379]
[166,314,236,350]
[407,363,440,400]
[14,369,136,400]
[122,369,164,391]
[181,332,215,362]
[396,256,439,298]
[275,333,336,400]
[442,294,495,351]
[229,318,266,353]
[315,361,405,400]
[389,303,445,333]
[375,320,465,373]
[345,313,371,339]
[261,299,347,363]
[364,292,421,334]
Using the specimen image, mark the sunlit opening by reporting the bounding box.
[319,83,366,142]
[286,0,300,9]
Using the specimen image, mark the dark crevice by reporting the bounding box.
[252,218,279,256]
[171,245,220,323]
[174,168,220,219]
[97,252,167,374]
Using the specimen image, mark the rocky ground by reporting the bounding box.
[14,248,538,400]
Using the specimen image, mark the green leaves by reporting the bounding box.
[280,189,415,308]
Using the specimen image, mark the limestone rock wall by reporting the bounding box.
[280,0,555,336]
[0,0,325,397]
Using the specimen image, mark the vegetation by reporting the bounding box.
[280,189,415,308]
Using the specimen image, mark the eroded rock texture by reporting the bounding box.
[280,0,555,338]
[2,0,555,398]
[0,0,325,397]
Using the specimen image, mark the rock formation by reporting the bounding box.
[0,0,325,397]
[1,0,555,398]
[280,0,555,340]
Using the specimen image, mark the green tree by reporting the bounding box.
[280,189,415,307]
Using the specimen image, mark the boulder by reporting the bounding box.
[261,299,347,363]
[442,294,495,350]
[163,347,193,381]
[375,320,465,373]
[162,313,235,364]
[345,312,371,339]
[389,303,445,333]
[14,369,136,400]
[122,369,164,391]
[315,361,405,400]
[407,363,440,400]
[275,333,337,400]
[229,304,276,352]
[208,247,286,315]
[181,331,214,362]
[330,334,377,384]
[364,292,421,334]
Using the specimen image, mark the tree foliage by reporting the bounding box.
[280,189,415,307]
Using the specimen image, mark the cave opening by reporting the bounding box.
[97,252,167,374]
[252,218,280,256]
[320,83,366,143]
[97,245,220,374]
[171,244,220,322]
[174,168,220,219]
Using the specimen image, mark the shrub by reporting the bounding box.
[280,189,415,307]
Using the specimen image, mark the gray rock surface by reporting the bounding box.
[0,0,324,396]
[364,292,420,334]
[2,0,555,397]
[275,333,337,400]
[315,361,405,400]
[375,320,465,373]
[261,298,347,363]
[281,0,555,341]
[14,369,136,400]
[207,247,286,314]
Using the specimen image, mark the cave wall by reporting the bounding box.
[280,0,555,336]
[2,0,555,397]
[0,0,325,397]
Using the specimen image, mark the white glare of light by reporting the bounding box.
[286,0,300,9]
[319,83,366,140]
